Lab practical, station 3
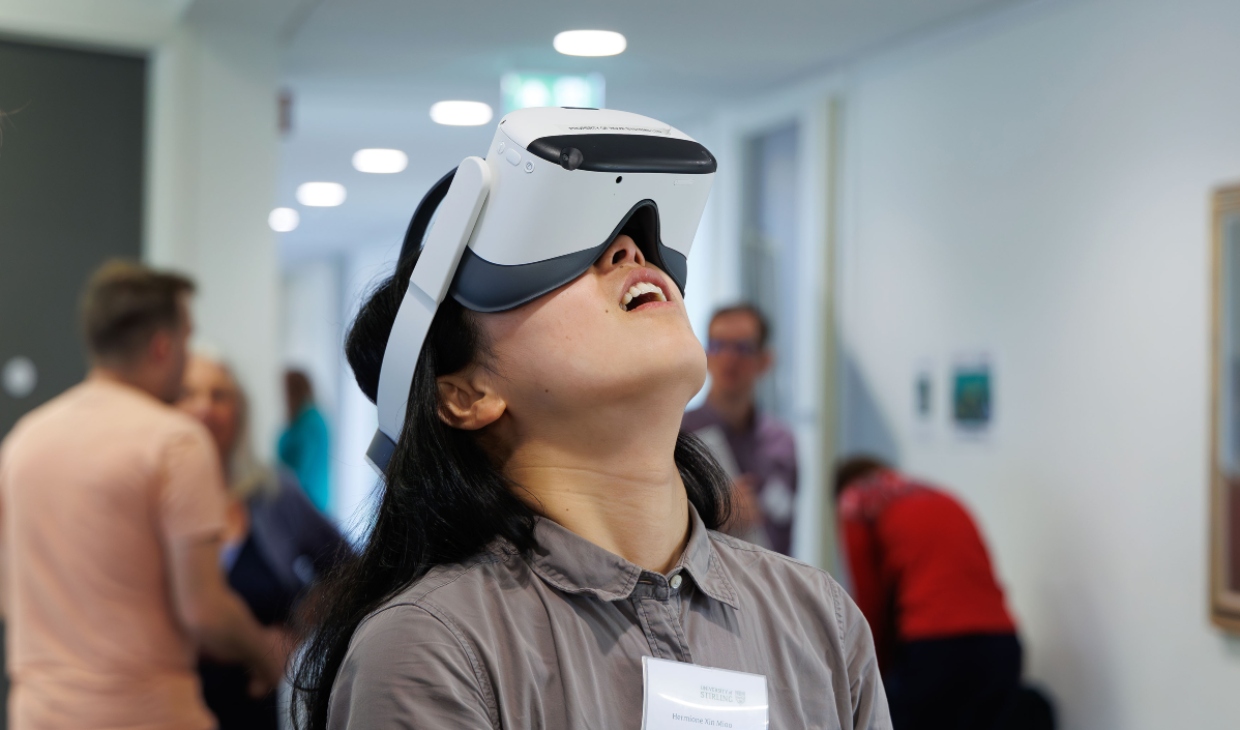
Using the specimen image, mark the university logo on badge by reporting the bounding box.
[735,690,745,704]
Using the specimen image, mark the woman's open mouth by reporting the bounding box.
[622,281,669,311]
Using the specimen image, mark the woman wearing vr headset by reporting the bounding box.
[295,109,890,730]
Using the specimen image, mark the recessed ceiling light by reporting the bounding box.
[353,148,408,174]
[430,101,493,126]
[296,182,346,207]
[553,30,626,57]
[268,207,300,232]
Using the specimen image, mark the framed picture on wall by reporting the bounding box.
[1209,184,1240,633]
[951,353,993,439]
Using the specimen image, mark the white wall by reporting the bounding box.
[147,20,283,457]
[831,0,1240,727]
[282,259,343,429]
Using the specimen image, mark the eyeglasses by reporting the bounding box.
[706,339,762,357]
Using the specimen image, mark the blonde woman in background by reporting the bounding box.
[178,351,350,730]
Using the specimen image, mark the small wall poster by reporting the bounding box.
[915,369,933,421]
[912,358,936,441]
[951,355,993,436]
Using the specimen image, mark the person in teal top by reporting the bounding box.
[277,370,331,513]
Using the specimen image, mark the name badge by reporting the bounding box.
[641,656,769,730]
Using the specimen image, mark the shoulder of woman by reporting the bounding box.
[707,530,865,632]
[347,601,472,667]
[333,602,499,729]
[365,547,520,616]
[703,532,882,716]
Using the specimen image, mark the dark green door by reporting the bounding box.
[0,38,146,439]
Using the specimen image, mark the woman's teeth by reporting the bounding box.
[622,281,668,311]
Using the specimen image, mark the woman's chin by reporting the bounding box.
[659,330,708,388]
[623,344,707,405]
[682,346,709,397]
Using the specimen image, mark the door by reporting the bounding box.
[0,38,146,438]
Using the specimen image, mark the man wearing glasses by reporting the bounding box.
[682,304,798,555]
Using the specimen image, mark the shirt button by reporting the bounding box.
[670,574,683,590]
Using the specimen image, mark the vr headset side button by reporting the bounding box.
[505,148,521,166]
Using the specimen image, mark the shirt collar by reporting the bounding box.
[525,503,740,610]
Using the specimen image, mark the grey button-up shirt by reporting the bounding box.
[329,506,890,729]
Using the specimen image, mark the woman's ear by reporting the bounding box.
[436,369,506,430]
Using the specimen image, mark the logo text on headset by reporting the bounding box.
[563,125,672,135]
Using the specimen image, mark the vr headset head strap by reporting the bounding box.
[399,167,456,266]
[367,156,491,472]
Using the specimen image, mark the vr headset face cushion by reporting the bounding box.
[449,198,686,314]
[618,204,659,263]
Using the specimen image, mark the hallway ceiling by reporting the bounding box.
[276,0,1026,262]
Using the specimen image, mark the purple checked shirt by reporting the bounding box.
[682,403,799,556]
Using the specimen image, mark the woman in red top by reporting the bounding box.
[836,456,1021,730]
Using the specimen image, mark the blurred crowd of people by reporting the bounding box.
[0,262,348,729]
[0,259,1053,729]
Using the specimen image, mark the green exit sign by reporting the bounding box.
[501,73,605,114]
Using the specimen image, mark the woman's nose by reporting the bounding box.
[599,234,646,270]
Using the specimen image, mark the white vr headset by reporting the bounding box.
[368,107,717,472]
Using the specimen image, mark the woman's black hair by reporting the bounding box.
[292,248,733,730]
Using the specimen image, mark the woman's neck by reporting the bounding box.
[503,414,690,575]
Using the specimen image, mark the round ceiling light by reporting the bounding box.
[430,101,494,126]
[296,182,347,207]
[353,148,408,174]
[268,207,300,232]
[553,30,626,57]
